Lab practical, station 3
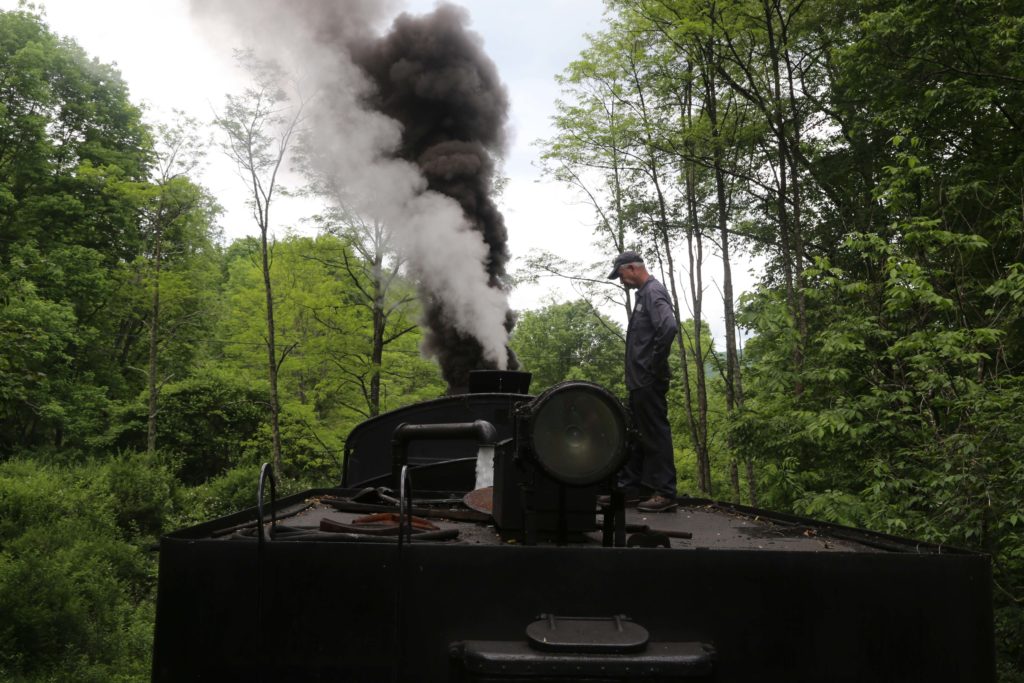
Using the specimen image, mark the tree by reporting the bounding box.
[313,207,421,417]
[139,113,220,456]
[538,32,644,321]
[728,0,1024,673]
[217,233,446,476]
[540,12,720,494]
[103,370,268,485]
[214,52,305,481]
[510,300,626,394]
[612,0,765,502]
[0,8,153,456]
[0,457,166,680]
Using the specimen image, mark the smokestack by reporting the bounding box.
[191,1,520,393]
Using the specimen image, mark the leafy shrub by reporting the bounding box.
[239,403,343,482]
[0,459,153,681]
[103,372,267,484]
[95,452,179,539]
[168,464,324,531]
[171,465,261,528]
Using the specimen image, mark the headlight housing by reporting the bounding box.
[524,381,628,486]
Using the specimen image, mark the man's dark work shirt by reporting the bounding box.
[626,277,678,391]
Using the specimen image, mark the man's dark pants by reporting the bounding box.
[618,381,676,497]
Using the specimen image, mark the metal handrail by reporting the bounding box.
[394,464,413,683]
[398,464,413,545]
[257,462,277,544]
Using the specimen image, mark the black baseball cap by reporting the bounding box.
[607,250,643,279]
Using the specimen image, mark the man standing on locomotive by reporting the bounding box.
[608,250,679,512]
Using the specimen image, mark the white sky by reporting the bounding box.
[3,0,758,342]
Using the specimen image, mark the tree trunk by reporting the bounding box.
[651,166,705,495]
[781,31,809,369]
[676,73,712,497]
[729,457,741,503]
[682,160,711,496]
[764,0,803,395]
[261,229,284,481]
[746,457,758,507]
[214,64,305,482]
[704,48,742,413]
[703,32,751,503]
[627,48,701,495]
[147,231,162,457]
[649,142,707,496]
[369,253,385,417]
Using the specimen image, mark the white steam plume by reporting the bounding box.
[191,0,512,371]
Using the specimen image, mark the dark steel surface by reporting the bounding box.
[454,640,715,678]
[391,419,497,489]
[163,487,991,555]
[153,526,994,682]
[525,615,649,653]
[343,393,529,487]
[182,491,905,552]
[156,385,994,682]
[468,370,532,394]
[392,420,498,446]
[153,488,995,682]
[492,436,602,536]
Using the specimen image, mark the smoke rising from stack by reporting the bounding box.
[191,0,519,391]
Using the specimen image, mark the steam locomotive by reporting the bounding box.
[151,371,995,681]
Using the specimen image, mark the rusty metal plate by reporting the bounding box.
[463,486,493,515]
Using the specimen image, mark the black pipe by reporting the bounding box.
[390,420,497,489]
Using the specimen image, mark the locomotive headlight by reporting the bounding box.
[525,381,628,486]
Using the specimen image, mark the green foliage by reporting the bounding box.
[169,466,261,529]
[668,320,732,496]
[0,8,221,460]
[217,234,444,473]
[240,402,344,482]
[169,464,322,531]
[510,300,625,394]
[0,267,78,448]
[103,371,267,485]
[0,458,158,681]
[733,0,1024,673]
[97,452,180,539]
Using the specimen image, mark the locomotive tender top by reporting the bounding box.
[152,375,995,682]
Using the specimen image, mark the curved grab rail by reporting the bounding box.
[257,462,277,544]
[394,464,413,682]
[398,464,414,545]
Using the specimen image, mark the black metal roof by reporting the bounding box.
[169,487,969,556]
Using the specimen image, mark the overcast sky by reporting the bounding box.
[3,0,755,340]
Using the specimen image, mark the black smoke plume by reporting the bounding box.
[350,5,520,391]
[191,1,519,393]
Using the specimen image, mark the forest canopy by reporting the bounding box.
[0,0,1023,680]
[539,0,1024,676]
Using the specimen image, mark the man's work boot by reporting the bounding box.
[597,489,643,507]
[637,494,678,513]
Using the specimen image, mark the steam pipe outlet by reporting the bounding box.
[391,420,497,489]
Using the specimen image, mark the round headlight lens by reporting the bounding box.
[528,381,627,486]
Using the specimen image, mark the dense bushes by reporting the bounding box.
[0,459,160,681]
[0,453,316,680]
[102,374,267,485]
